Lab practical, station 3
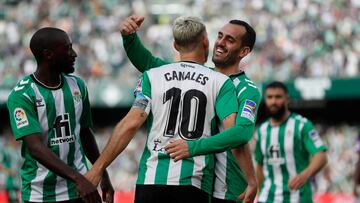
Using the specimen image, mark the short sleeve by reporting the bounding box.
[7,92,41,140]
[80,86,93,128]
[132,72,152,114]
[215,79,238,121]
[301,121,327,156]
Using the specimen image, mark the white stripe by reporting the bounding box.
[258,123,271,202]
[144,152,158,184]
[65,76,87,174]
[191,155,205,189]
[52,89,70,201]
[245,79,254,84]
[167,158,181,185]
[237,87,247,97]
[248,83,258,89]
[284,118,300,203]
[271,126,283,203]
[213,152,227,199]
[29,83,48,201]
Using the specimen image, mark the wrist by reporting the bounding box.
[301,169,311,179]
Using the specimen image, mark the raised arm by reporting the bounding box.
[121,15,170,72]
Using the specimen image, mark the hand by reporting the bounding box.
[237,183,257,203]
[85,168,102,188]
[164,139,190,162]
[100,174,114,203]
[120,15,145,36]
[74,174,101,203]
[288,172,309,190]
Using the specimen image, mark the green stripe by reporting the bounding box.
[137,112,153,184]
[200,154,214,194]
[265,124,275,202]
[154,153,170,184]
[42,87,57,202]
[179,158,194,185]
[279,122,290,202]
[62,79,77,198]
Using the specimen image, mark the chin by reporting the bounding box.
[62,67,75,74]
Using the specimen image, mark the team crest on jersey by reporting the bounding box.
[73,90,82,103]
[241,99,257,122]
[267,144,285,165]
[14,108,29,128]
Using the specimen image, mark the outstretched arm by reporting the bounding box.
[85,108,147,186]
[121,15,170,72]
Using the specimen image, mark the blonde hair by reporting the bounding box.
[172,16,206,50]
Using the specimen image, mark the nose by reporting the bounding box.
[217,37,225,47]
[72,48,77,58]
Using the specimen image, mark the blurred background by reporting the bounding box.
[0,0,359,202]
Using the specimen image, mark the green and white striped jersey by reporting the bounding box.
[213,71,261,201]
[255,113,327,203]
[7,74,92,202]
[134,61,238,195]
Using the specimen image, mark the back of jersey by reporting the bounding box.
[135,61,237,195]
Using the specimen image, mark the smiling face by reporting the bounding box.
[212,23,246,68]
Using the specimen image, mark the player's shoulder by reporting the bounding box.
[257,119,271,133]
[291,113,314,128]
[235,73,260,97]
[8,75,34,100]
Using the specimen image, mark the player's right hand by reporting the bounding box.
[74,174,101,203]
[120,15,145,36]
[164,139,190,162]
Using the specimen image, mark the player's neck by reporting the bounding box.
[215,64,239,76]
[270,110,291,126]
[34,66,62,87]
[179,52,206,65]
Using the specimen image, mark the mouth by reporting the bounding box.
[214,46,226,56]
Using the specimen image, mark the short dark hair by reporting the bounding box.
[229,20,256,51]
[265,81,288,94]
[30,27,67,62]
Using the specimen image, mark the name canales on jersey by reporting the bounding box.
[164,63,209,85]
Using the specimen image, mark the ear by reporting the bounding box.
[239,47,251,58]
[43,49,54,60]
[173,41,180,52]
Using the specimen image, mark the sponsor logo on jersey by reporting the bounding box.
[308,130,324,148]
[14,108,29,128]
[152,139,166,153]
[241,99,257,122]
[267,144,285,165]
[36,98,45,107]
[73,90,82,103]
[51,114,75,146]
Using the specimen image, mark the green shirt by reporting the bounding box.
[7,74,92,202]
[255,113,327,203]
[123,33,260,201]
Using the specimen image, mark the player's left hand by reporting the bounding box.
[237,183,257,203]
[164,139,190,162]
[288,171,309,190]
[100,174,114,203]
[85,169,102,187]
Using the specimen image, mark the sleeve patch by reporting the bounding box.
[14,108,29,129]
[308,130,324,148]
[241,99,257,122]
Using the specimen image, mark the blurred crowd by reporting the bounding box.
[2,124,358,194]
[0,0,359,106]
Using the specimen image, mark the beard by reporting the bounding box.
[212,48,239,69]
[266,105,286,120]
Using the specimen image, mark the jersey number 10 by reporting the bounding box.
[163,87,207,140]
